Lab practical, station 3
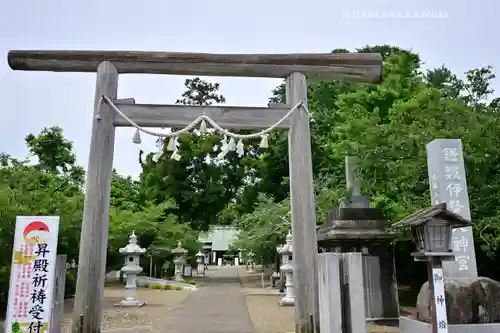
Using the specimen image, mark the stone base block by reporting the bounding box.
[114,299,146,307]
[279,296,295,306]
[400,316,500,333]
[417,277,500,324]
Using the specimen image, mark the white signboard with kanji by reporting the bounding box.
[5,216,60,333]
[432,267,448,333]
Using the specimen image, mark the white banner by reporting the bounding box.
[5,216,60,333]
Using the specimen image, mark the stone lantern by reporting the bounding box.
[115,231,146,307]
[279,231,295,306]
[393,202,472,333]
[172,241,187,281]
[317,156,399,321]
[247,251,255,272]
[196,251,206,276]
[272,245,283,289]
[393,202,471,262]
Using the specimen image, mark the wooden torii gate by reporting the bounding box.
[8,50,382,333]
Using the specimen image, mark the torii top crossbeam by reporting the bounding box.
[8,50,382,83]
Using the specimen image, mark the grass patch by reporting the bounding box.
[146,283,184,290]
[178,279,197,285]
[165,285,184,290]
[149,284,164,289]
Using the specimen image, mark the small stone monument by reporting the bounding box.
[172,241,187,281]
[279,231,295,306]
[115,231,146,307]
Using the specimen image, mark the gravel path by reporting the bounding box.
[238,266,294,333]
[60,286,191,333]
[162,266,255,333]
[246,294,295,333]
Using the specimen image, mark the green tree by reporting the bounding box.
[175,77,226,106]
[0,155,85,312]
[25,126,85,185]
[110,170,145,211]
[106,199,200,269]
[139,78,258,231]
[239,45,500,282]
[233,195,290,265]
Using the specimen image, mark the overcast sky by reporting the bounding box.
[0,0,497,178]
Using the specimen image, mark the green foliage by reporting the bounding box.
[0,154,84,315]
[234,45,500,280]
[149,284,163,289]
[0,156,84,264]
[110,170,145,211]
[65,272,77,298]
[175,78,226,106]
[166,285,184,290]
[25,126,85,185]
[0,266,10,314]
[232,195,290,264]
[139,77,259,231]
[0,125,200,314]
[147,283,183,290]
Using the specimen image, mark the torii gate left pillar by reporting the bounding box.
[8,50,382,333]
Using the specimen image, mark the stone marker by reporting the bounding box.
[426,139,478,277]
[344,156,370,208]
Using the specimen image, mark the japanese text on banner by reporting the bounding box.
[4,217,59,333]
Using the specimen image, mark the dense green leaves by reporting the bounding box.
[234,46,500,280]
[139,78,261,231]
[25,126,85,185]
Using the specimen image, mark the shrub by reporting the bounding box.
[149,284,163,289]
[65,272,76,298]
[178,279,196,285]
[0,266,11,315]
[165,285,183,290]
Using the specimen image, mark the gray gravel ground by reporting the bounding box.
[60,286,191,333]
[237,266,400,333]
